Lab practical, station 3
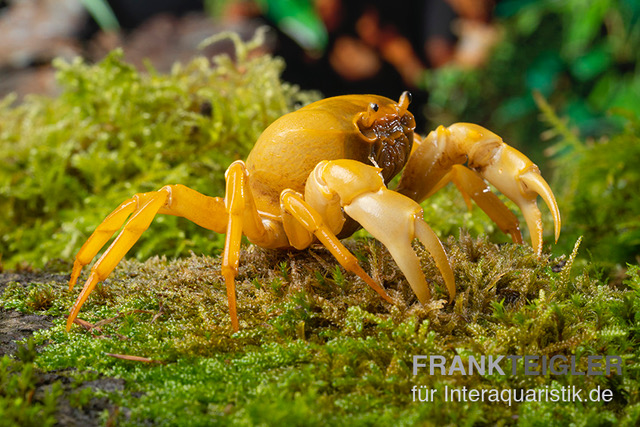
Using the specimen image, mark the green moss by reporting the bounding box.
[536,94,640,271]
[2,234,638,425]
[0,340,62,427]
[0,30,318,268]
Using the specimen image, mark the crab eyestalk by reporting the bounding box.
[398,91,412,113]
[358,102,380,127]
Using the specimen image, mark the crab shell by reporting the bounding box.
[246,94,415,238]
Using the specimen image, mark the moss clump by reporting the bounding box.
[0,340,62,426]
[2,234,638,425]
[536,94,640,271]
[0,30,318,268]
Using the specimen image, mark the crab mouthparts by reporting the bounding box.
[370,131,412,183]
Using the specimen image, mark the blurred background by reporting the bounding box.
[1,0,500,132]
[2,0,639,151]
[1,0,639,276]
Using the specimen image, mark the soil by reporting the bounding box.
[0,271,127,425]
[0,270,67,356]
[0,309,53,357]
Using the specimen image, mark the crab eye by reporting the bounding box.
[369,103,379,113]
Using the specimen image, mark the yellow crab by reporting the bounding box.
[66,92,561,332]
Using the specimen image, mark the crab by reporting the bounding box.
[66,92,561,332]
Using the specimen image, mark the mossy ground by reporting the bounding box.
[1,26,639,426]
[1,234,638,425]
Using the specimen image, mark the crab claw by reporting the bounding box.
[308,159,456,303]
[518,167,562,249]
[346,192,456,303]
[480,146,560,257]
[450,123,561,256]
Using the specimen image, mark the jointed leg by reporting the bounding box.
[222,165,243,332]
[67,190,170,330]
[427,165,523,244]
[69,198,138,289]
[69,186,229,291]
[222,161,291,331]
[280,189,393,303]
[66,185,229,330]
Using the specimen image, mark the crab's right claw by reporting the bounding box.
[309,159,456,304]
[344,194,455,304]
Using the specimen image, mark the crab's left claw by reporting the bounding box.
[451,124,561,256]
[501,163,561,255]
[399,123,561,257]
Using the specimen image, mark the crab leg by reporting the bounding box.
[280,189,393,303]
[69,198,138,290]
[426,165,523,244]
[69,186,229,291]
[222,165,243,332]
[398,123,561,256]
[223,161,292,331]
[66,185,229,330]
[67,191,169,331]
[305,159,456,303]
